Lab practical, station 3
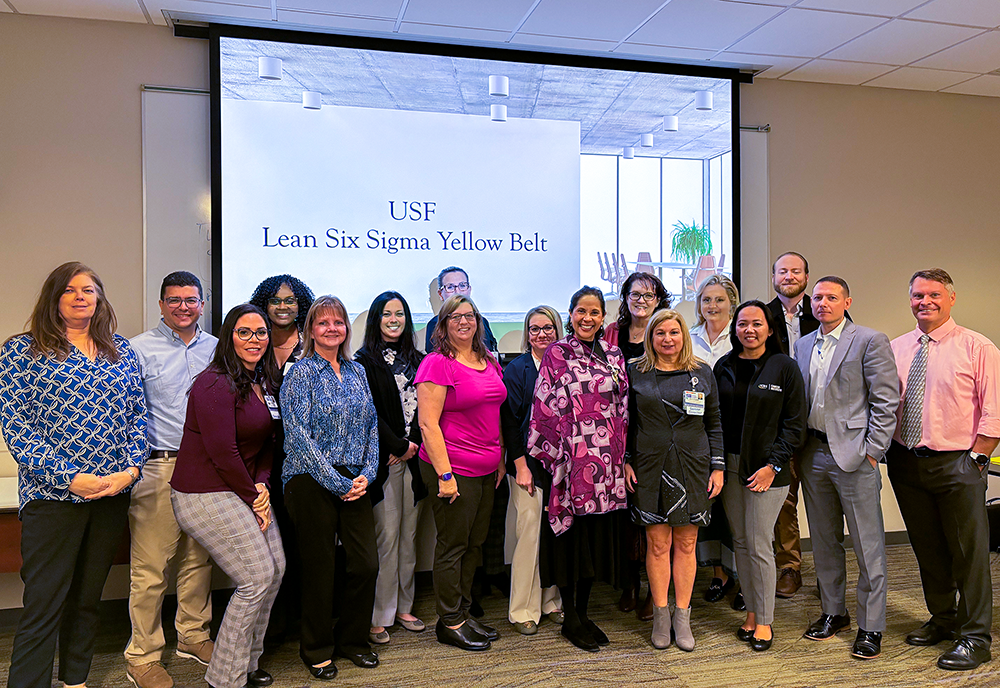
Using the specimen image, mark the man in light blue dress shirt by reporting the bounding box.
[125,272,218,688]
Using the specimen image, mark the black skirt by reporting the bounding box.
[539,502,622,589]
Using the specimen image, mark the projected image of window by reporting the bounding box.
[214,29,739,350]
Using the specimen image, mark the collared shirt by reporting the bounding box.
[0,334,148,510]
[130,321,217,451]
[690,321,733,368]
[807,318,847,431]
[280,353,379,496]
[785,299,804,351]
[891,317,1000,451]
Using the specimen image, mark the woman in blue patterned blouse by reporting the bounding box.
[0,261,148,688]
[280,295,380,681]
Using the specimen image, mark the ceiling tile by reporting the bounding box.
[905,0,1000,28]
[780,58,897,84]
[627,0,782,51]
[825,18,982,64]
[796,0,926,16]
[615,43,716,62]
[518,0,668,42]
[277,1,400,18]
[913,30,1000,73]
[729,8,886,57]
[13,0,147,23]
[397,22,510,43]
[510,32,618,53]
[404,0,536,32]
[274,9,395,31]
[150,1,271,27]
[715,51,810,78]
[940,73,1000,96]
[864,66,976,91]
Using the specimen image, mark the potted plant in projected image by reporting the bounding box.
[670,220,712,264]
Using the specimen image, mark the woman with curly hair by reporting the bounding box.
[249,275,315,370]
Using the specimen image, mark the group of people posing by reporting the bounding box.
[0,254,997,688]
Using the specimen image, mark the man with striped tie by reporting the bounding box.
[886,268,1000,671]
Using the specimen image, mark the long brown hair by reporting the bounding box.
[22,262,119,362]
[431,295,491,363]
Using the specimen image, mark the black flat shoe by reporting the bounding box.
[561,623,600,652]
[731,590,746,612]
[736,627,754,642]
[336,649,379,668]
[467,618,500,641]
[750,632,773,652]
[804,613,851,641]
[585,620,609,645]
[436,620,491,651]
[937,637,992,671]
[906,620,954,647]
[852,630,882,660]
[247,669,273,687]
[705,577,735,603]
[305,661,338,681]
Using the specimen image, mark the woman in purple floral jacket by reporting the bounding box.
[528,286,629,654]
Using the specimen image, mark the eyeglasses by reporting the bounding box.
[627,291,658,303]
[528,325,556,335]
[267,296,297,307]
[448,312,476,323]
[164,297,202,308]
[441,282,470,294]
[235,327,269,341]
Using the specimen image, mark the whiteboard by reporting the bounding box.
[141,87,213,333]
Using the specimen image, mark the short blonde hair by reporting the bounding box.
[634,309,699,373]
[694,274,739,327]
[302,295,352,359]
[520,305,563,354]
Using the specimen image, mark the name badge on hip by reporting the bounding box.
[263,394,281,420]
[683,390,705,416]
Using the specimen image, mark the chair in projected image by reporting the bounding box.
[683,255,717,301]
[635,252,655,275]
[598,251,624,296]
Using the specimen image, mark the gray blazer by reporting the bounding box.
[793,320,900,472]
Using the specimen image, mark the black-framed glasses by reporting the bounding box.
[528,325,556,335]
[448,312,476,323]
[627,291,657,303]
[164,296,202,308]
[441,282,470,293]
[267,296,297,307]
[235,327,270,341]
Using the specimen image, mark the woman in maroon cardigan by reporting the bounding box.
[171,304,284,688]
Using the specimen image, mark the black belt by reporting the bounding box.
[892,440,951,458]
[808,428,829,443]
[150,450,178,459]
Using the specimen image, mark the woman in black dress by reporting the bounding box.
[625,309,724,652]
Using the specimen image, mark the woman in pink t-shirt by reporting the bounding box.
[416,295,507,652]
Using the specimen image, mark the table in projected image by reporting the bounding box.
[634,261,697,299]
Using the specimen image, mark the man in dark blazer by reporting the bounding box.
[793,277,898,660]
[765,251,816,598]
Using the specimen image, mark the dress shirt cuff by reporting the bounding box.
[52,460,83,490]
[975,418,1000,440]
[864,443,888,463]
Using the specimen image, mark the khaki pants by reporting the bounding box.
[125,457,213,665]
[506,476,561,624]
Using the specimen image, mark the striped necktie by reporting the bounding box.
[900,334,930,448]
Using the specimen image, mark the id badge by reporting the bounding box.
[683,390,705,416]
[263,394,281,420]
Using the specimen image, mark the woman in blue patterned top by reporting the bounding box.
[280,295,380,681]
[0,261,148,688]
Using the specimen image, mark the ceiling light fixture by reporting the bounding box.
[491,104,507,122]
[258,56,282,80]
[663,115,679,132]
[489,75,509,97]
[302,91,322,110]
[623,147,635,159]
[695,90,713,110]
[641,133,653,147]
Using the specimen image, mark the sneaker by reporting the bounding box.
[176,639,214,666]
[126,662,173,688]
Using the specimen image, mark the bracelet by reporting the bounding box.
[125,467,140,483]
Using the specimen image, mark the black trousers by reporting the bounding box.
[418,462,494,626]
[887,441,992,643]
[9,493,129,688]
[284,474,378,664]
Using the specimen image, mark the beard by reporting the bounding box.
[773,280,806,299]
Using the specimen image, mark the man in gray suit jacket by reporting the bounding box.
[792,276,899,660]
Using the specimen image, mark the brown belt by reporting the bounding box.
[150,450,178,459]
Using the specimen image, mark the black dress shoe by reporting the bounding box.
[467,618,499,641]
[736,627,754,642]
[704,577,736,603]
[804,613,851,640]
[336,649,379,668]
[247,669,273,687]
[937,637,992,671]
[732,590,746,611]
[750,632,773,652]
[305,661,338,681]
[436,620,491,651]
[851,630,882,659]
[618,585,638,613]
[561,623,600,652]
[585,620,609,645]
[906,620,953,647]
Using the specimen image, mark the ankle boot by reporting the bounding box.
[673,606,695,651]
[651,604,671,650]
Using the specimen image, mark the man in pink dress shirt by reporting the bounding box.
[886,268,1000,672]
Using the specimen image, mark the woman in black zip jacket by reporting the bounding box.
[713,300,806,653]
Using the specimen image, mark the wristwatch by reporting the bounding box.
[969,451,990,468]
[767,462,782,474]
[438,472,453,481]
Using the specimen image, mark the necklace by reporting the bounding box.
[274,332,300,350]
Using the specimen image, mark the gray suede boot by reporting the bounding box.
[651,604,671,649]
[673,606,695,651]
